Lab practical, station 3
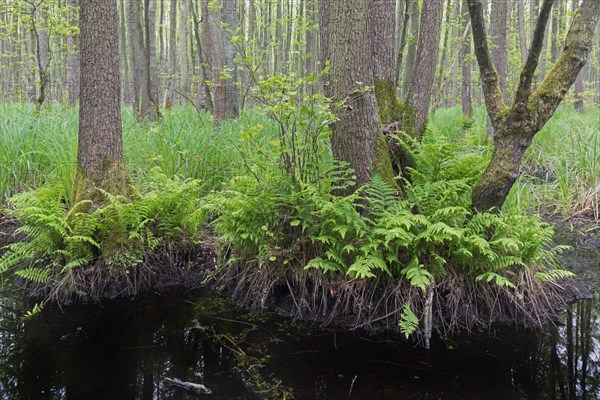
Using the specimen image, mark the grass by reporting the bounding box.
[428,105,600,220]
[1,103,598,219]
[0,103,279,206]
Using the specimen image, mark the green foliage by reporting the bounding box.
[210,109,575,324]
[399,303,419,339]
[0,170,207,287]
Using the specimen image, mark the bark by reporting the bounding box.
[203,1,226,121]
[66,0,80,103]
[369,0,400,186]
[461,0,473,117]
[126,0,157,121]
[572,0,585,112]
[145,0,160,114]
[406,0,444,137]
[318,0,333,96]
[370,0,397,85]
[402,0,420,96]
[490,0,510,98]
[222,0,240,118]
[517,0,528,64]
[469,0,600,211]
[33,6,50,112]
[330,0,379,189]
[189,0,213,112]
[165,0,177,108]
[119,0,132,104]
[178,1,190,101]
[395,0,410,84]
[75,0,130,204]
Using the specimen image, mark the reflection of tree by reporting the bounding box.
[523,298,600,400]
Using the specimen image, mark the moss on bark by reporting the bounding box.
[73,158,132,206]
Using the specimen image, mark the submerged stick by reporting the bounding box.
[165,377,212,395]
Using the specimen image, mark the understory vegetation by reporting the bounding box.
[0,101,597,338]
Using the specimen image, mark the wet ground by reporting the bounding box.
[0,225,598,400]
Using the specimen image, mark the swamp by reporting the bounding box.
[0,0,599,398]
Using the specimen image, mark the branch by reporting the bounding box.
[467,0,505,122]
[529,0,600,129]
[514,0,554,105]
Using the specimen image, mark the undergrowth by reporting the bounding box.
[0,169,208,302]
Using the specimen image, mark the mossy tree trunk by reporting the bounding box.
[74,0,131,205]
[469,0,600,211]
[329,0,379,189]
[369,0,399,186]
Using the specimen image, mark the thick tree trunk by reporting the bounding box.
[406,0,444,137]
[330,0,379,189]
[75,0,130,204]
[369,0,399,186]
[66,0,80,103]
[469,0,600,211]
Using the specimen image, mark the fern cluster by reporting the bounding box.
[0,169,207,289]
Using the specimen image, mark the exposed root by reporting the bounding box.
[15,243,218,305]
[216,263,587,339]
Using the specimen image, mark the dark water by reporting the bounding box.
[0,240,598,400]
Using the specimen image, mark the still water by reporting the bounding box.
[0,240,598,399]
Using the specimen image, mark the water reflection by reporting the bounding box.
[0,293,249,400]
[0,294,598,399]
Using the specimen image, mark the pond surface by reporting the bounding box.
[0,233,598,400]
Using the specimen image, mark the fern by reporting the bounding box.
[399,303,419,338]
[475,272,516,289]
[400,258,432,293]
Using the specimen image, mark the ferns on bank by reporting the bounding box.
[0,170,207,287]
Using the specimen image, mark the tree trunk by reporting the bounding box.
[126,0,157,121]
[318,0,333,96]
[189,0,213,112]
[330,0,379,189]
[75,0,130,204]
[119,0,132,104]
[178,1,190,102]
[369,0,399,186]
[469,0,600,211]
[33,6,50,112]
[402,0,420,97]
[517,0,528,64]
[145,0,160,115]
[572,0,585,112]
[165,0,177,108]
[405,0,444,137]
[490,0,510,98]
[202,1,227,122]
[395,0,410,84]
[66,0,80,103]
[461,0,473,118]
[222,0,240,118]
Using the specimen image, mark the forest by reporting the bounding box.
[0,0,599,398]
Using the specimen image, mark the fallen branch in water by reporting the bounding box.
[164,377,212,395]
